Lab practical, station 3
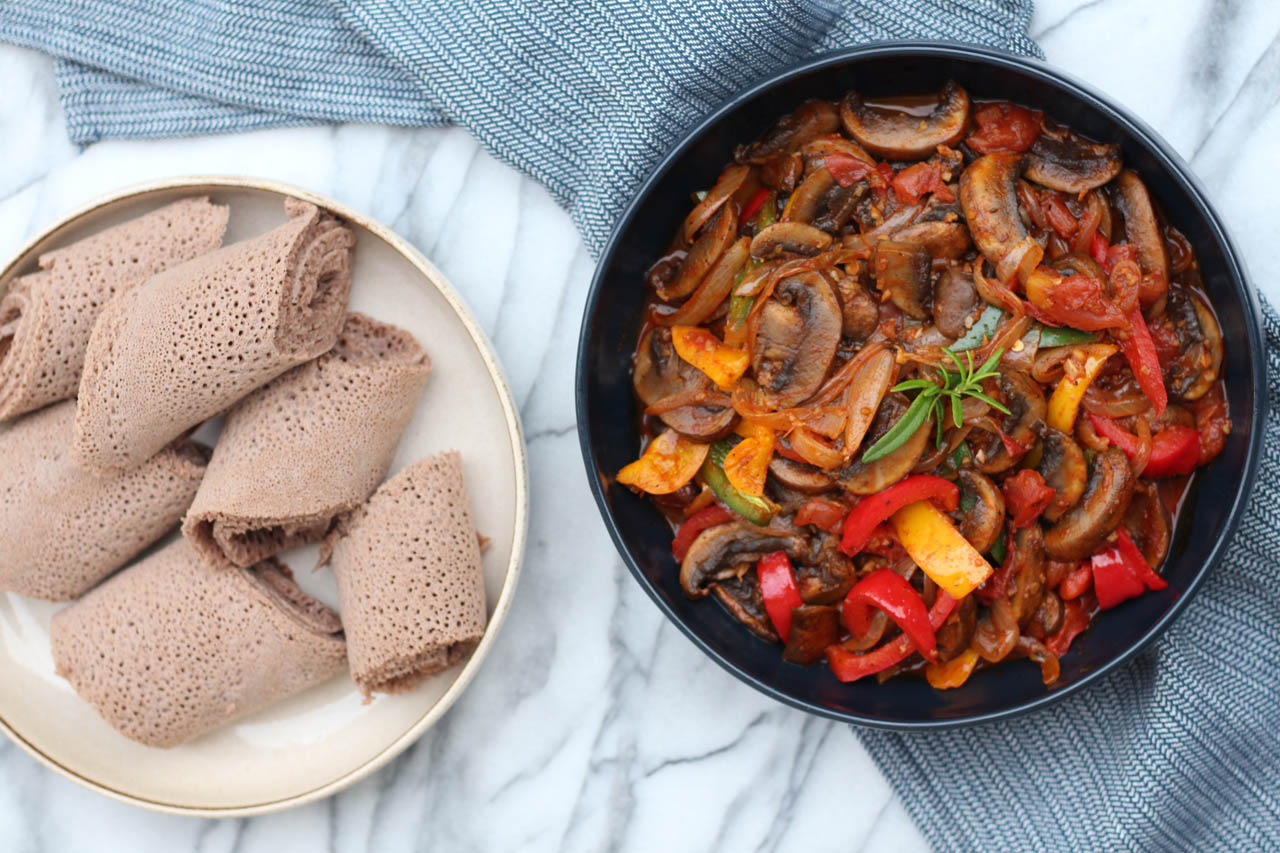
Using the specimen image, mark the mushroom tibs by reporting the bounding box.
[620,82,1229,688]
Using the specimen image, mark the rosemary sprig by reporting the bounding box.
[860,347,1011,463]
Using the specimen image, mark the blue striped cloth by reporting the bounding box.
[3,2,1278,850]
[0,0,1040,252]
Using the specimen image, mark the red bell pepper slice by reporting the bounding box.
[1045,593,1094,657]
[1058,562,1093,600]
[1090,232,1109,266]
[1001,469,1057,528]
[1117,306,1168,416]
[1091,528,1167,610]
[838,475,960,556]
[1087,414,1199,478]
[758,551,804,642]
[825,153,875,188]
[740,187,771,223]
[794,497,848,534]
[825,591,957,682]
[841,569,938,662]
[671,504,735,562]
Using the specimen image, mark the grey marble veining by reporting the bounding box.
[0,1,1278,848]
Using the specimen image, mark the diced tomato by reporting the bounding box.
[891,162,955,204]
[966,102,1044,154]
[825,153,875,188]
[1001,469,1057,528]
[1148,318,1183,368]
[1192,383,1229,466]
[794,498,848,534]
[1041,194,1078,239]
[1024,268,1126,331]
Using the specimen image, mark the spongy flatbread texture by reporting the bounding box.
[329,452,488,698]
[73,198,354,472]
[50,538,347,749]
[0,197,228,421]
[183,312,431,569]
[0,401,208,601]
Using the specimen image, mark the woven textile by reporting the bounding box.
[0,0,1040,253]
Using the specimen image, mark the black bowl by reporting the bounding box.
[576,42,1266,729]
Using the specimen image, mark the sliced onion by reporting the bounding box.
[1130,416,1153,477]
[973,599,1020,663]
[1081,384,1151,418]
[681,163,750,243]
[659,237,750,327]
[645,387,731,415]
[790,426,845,469]
[806,341,889,407]
[1032,345,1074,385]
[843,348,896,457]
[995,237,1044,288]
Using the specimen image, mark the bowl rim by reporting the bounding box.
[0,175,531,812]
[575,40,1267,730]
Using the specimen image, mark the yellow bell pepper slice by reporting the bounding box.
[890,500,992,599]
[1046,343,1118,433]
[671,325,750,390]
[723,421,775,498]
[616,429,708,495]
[925,648,980,689]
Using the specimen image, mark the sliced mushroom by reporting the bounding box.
[1044,447,1134,561]
[736,100,840,165]
[934,594,978,663]
[752,272,842,408]
[839,81,971,160]
[1024,126,1122,194]
[976,371,1046,474]
[956,470,1005,554]
[1035,423,1087,522]
[768,456,835,494]
[932,266,981,339]
[1033,590,1064,637]
[1124,480,1171,568]
[633,325,735,439]
[750,221,833,259]
[890,220,973,260]
[1164,286,1223,401]
[1007,525,1046,626]
[834,269,881,341]
[1112,170,1170,285]
[680,523,806,598]
[959,152,1039,280]
[795,534,856,605]
[837,394,933,494]
[872,240,931,320]
[711,570,778,643]
[781,605,841,664]
[658,204,737,301]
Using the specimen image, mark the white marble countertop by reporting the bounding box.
[1,0,1278,848]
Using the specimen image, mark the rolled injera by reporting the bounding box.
[0,197,228,422]
[329,452,488,697]
[0,401,208,601]
[51,538,347,748]
[73,198,354,473]
[183,312,431,569]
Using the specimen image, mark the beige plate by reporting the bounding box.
[0,178,528,816]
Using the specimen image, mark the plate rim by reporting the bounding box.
[0,175,530,816]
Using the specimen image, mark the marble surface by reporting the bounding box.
[1,0,1278,849]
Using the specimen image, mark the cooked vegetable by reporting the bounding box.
[632,85,1225,690]
[1090,528,1167,609]
[616,429,709,495]
[891,500,993,599]
[758,551,804,642]
[701,439,778,525]
[841,569,938,662]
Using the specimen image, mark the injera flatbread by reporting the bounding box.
[51,538,347,748]
[0,401,208,601]
[0,197,228,422]
[74,198,353,472]
[328,452,488,698]
[183,312,430,569]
